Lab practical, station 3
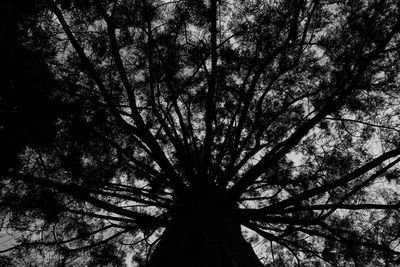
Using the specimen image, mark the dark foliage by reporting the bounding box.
[2,0,400,266]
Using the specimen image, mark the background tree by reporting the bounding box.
[2,0,400,266]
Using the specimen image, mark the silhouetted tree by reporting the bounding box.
[2,0,400,266]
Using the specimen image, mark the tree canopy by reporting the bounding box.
[2,0,400,266]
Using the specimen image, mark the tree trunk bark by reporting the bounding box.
[146,204,263,267]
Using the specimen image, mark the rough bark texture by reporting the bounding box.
[146,201,263,267]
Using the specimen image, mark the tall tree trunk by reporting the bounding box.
[146,203,263,267]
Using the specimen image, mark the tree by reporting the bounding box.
[2,0,400,266]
